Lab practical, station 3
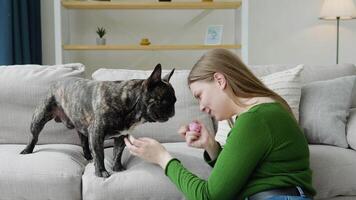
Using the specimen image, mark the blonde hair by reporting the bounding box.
[188,49,295,124]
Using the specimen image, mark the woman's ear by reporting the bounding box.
[213,72,227,90]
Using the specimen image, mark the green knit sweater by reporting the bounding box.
[165,102,316,200]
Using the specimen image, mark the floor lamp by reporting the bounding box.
[319,0,356,64]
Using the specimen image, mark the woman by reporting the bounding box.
[124,49,315,200]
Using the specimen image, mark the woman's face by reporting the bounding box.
[189,77,234,121]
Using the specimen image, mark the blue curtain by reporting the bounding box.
[0,0,42,65]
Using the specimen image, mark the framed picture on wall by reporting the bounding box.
[205,25,223,45]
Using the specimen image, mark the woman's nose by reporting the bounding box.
[200,104,207,113]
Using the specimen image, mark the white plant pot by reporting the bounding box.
[96,38,106,45]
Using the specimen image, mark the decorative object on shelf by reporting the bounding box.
[140,38,151,45]
[202,0,213,2]
[96,27,106,45]
[319,0,356,64]
[205,25,223,45]
[171,0,200,2]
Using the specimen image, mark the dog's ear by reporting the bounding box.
[144,63,162,89]
[163,68,175,83]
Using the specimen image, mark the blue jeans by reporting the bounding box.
[266,196,312,200]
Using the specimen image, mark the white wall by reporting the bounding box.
[247,0,356,65]
[41,0,55,65]
[41,0,356,75]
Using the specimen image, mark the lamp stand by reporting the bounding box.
[336,16,340,64]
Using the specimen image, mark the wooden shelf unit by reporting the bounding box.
[63,44,241,51]
[61,1,241,9]
[58,0,242,58]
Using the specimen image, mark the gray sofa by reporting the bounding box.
[0,63,355,200]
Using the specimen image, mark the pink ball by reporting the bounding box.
[189,122,201,133]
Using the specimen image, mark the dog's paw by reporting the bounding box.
[95,170,111,178]
[84,153,93,161]
[113,165,126,172]
[20,149,32,154]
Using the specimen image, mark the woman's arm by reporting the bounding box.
[165,113,272,200]
[125,113,272,200]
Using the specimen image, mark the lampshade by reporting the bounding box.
[320,0,356,20]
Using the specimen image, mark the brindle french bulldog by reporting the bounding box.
[20,64,176,178]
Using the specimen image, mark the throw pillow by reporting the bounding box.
[260,64,303,120]
[299,76,356,148]
[215,65,303,145]
[347,108,356,150]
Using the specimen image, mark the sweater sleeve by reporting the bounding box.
[165,113,272,200]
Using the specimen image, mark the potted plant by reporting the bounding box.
[96,27,106,45]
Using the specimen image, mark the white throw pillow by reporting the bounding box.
[215,65,304,145]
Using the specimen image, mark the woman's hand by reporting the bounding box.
[178,121,220,160]
[124,135,173,169]
[178,120,213,149]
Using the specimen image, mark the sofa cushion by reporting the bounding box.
[92,68,216,143]
[347,108,356,150]
[0,64,85,145]
[299,76,356,148]
[309,145,356,199]
[82,142,211,200]
[215,65,303,145]
[0,144,88,200]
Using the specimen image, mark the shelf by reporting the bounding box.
[63,44,241,51]
[61,1,241,9]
